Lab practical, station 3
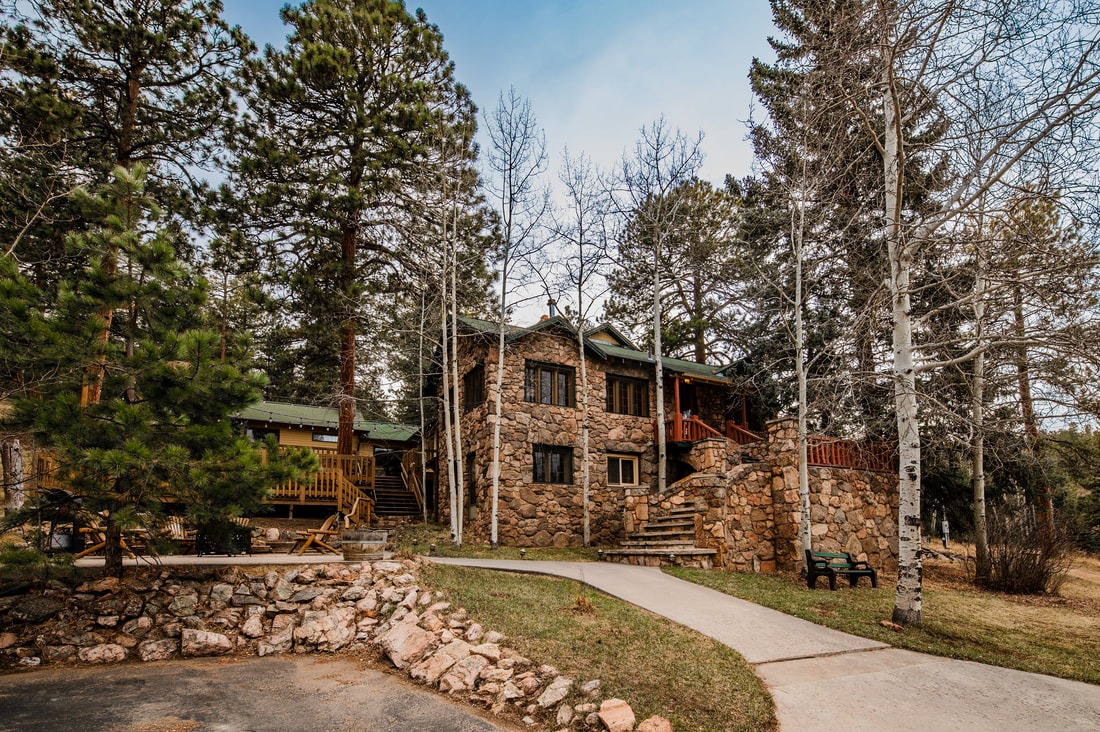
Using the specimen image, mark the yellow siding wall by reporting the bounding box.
[276,426,374,457]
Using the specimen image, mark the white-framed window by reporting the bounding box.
[607,453,639,486]
[312,432,338,443]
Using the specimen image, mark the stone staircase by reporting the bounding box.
[371,475,422,517]
[601,506,717,568]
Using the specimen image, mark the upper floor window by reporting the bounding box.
[463,364,485,409]
[606,374,649,417]
[524,361,574,407]
[533,444,573,484]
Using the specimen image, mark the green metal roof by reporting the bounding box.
[235,401,418,442]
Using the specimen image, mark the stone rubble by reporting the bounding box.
[0,558,660,730]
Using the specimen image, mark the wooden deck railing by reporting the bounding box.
[400,449,424,515]
[269,451,375,504]
[806,436,895,473]
[662,415,728,443]
[724,421,763,445]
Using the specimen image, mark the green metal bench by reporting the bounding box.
[806,549,878,590]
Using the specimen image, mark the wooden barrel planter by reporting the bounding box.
[341,530,387,561]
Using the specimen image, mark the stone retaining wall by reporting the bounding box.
[0,560,667,730]
[625,419,899,573]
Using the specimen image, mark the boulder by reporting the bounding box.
[77,644,127,664]
[10,597,63,623]
[293,607,356,652]
[240,614,265,638]
[258,614,296,657]
[637,715,673,732]
[438,654,491,693]
[138,639,178,662]
[598,698,636,732]
[537,676,573,708]
[409,639,471,685]
[376,620,435,669]
[180,629,233,657]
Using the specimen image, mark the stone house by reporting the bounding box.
[436,313,899,573]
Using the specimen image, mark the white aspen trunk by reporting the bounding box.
[577,307,591,547]
[449,223,465,547]
[418,289,429,524]
[972,249,990,582]
[440,278,458,543]
[793,200,811,558]
[884,60,924,626]
[653,235,667,494]
[2,438,25,514]
[491,281,506,547]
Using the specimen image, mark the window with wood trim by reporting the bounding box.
[607,453,640,486]
[463,364,485,409]
[532,444,573,484]
[524,361,574,407]
[606,375,649,417]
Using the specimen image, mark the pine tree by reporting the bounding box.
[230,0,478,454]
[3,166,312,576]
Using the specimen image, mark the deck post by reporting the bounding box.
[673,376,682,442]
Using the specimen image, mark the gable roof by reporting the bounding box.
[457,315,733,384]
[235,401,418,442]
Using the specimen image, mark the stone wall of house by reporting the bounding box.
[623,418,899,573]
[439,326,658,547]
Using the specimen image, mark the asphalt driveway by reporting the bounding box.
[0,655,512,732]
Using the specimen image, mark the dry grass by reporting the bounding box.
[424,563,776,732]
[669,551,1100,685]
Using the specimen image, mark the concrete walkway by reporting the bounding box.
[430,558,1100,731]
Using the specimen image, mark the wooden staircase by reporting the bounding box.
[602,506,717,568]
[371,475,421,517]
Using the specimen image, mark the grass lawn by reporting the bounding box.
[423,563,776,732]
[668,553,1100,685]
[392,523,601,562]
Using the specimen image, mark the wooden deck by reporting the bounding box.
[269,451,375,524]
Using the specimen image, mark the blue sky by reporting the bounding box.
[220,1,778,186]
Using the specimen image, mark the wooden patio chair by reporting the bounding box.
[74,518,138,560]
[290,514,341,555]
[164,516,196,554]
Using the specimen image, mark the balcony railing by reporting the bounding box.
[807,436,895,473]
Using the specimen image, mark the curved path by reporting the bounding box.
[430,558,1100,731]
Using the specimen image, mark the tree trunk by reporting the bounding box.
[440,282,458,542]
[693,273,705,364]
[577,320,591,546]
[104,517,124,578]
[449,225,465,546]
[2,438,25,514]
[653,238,667,494]
[1014,285,1054,545]
[418,289,429,524]
[793,201,812,558]
[972,249,990,583]
[491,279,507,547]
[884,58,923,626]
[337,222,358,458]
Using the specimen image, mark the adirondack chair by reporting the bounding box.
[74,518,138,560]
[290,514,341,555]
